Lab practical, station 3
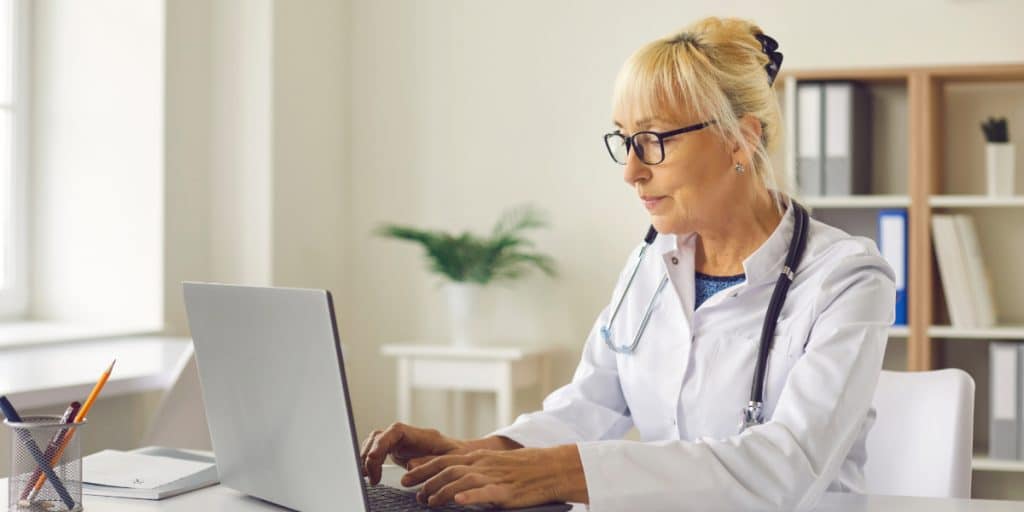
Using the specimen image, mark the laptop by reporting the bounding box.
[183,282,573,512]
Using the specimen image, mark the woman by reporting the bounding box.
[361,16,895,511]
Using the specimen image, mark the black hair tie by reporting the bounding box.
[754,33,783,86]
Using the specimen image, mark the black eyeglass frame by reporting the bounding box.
[603,119,717,165]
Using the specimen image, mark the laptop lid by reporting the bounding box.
[183,282,368,512]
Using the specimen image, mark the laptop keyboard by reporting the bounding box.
[364,482,491,511]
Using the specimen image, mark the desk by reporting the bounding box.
[3,466,1024,511]
[380,344,557,437]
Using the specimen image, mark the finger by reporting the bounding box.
[406,455,436,470]
[418,465,470,503]
[359,430,383,476]
[426,473,488,508]
[401,454,470,487]
[366,427,406,485]
[454,483,504,508]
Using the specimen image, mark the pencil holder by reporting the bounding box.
[5,416,85,512]
[986,142,1015,196]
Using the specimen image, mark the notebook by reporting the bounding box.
[82,446,218,500]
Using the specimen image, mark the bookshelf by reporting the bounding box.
[775,64,1024,487]
[776,63,1024,370]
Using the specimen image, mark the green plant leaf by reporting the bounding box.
[375,204,557,284]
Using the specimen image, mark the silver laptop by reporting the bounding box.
[183,282,572,512]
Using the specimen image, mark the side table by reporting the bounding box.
[380,343,558,437]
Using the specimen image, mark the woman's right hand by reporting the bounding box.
[360,422,467,485]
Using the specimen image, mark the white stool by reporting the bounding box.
[380,344,557,437]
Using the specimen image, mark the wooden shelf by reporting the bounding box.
[930,195,1024,208]
[803,195,910,209]
[803,195,1024,209]
[973,453,1024,472]
[779,63,1024,84]
[928,325,1024,340]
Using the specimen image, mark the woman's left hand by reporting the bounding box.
[398,444,588,508]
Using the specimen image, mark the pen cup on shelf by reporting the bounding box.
[5,416,85,512]
[986,142,1015,196]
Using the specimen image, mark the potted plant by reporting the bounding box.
[377,204,557,345]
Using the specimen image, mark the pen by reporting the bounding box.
[26,359,116,503]
[0,396,77,510]
[19,401,81,500]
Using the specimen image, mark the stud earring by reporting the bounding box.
[734,163,745,174]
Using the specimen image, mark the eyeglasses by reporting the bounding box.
[603,119,717,165]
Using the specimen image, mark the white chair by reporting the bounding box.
[863,368,975,498]
[141,343,213,450]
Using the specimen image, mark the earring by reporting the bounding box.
[734,163,745,174]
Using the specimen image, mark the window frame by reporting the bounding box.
[0,0,29,319]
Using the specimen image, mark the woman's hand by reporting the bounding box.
[399,444,588,508]
[359,422,467,485]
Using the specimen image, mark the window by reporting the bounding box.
[0,0,26,318]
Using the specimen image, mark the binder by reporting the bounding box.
[931,214,976,327]
[796,82,823,196]
[953,214,997,328]
[877,209,907,326]
[1019,345,1024,460]
[823,82,871,195]
[990,342,1019,460]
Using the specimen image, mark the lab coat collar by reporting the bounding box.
[655,194,796,288]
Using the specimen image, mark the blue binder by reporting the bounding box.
[878,209,908,325]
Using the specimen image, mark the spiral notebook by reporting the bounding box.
[82,446,218,500]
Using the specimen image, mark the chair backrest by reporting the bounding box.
[864,369,975,498]
[141,343,213,450]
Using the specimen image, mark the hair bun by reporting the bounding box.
[754,33,783,85]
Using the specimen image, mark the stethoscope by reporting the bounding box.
[600,200,810,432]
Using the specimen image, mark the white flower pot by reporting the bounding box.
[443,282,487,346]
[986,142,1016,197]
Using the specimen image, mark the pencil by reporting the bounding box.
[25,359,115,503]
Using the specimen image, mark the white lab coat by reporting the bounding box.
[489,202,896,511]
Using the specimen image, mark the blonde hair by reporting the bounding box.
[612,16,787,201]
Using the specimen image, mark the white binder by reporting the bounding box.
[990,342,1019,460]
[931,214,976,327]
[953,214,997,328]
[796,82,823,196]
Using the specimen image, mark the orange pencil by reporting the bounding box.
[24,359,115,503]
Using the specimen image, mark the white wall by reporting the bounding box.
[269,0,348,290]
[163,0,211,336]
[31,0,164,328]
[343,0,1024,440]
[207,0,274,286]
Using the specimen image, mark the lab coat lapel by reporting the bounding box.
[658,234,697,425]
[639,234,695,439]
